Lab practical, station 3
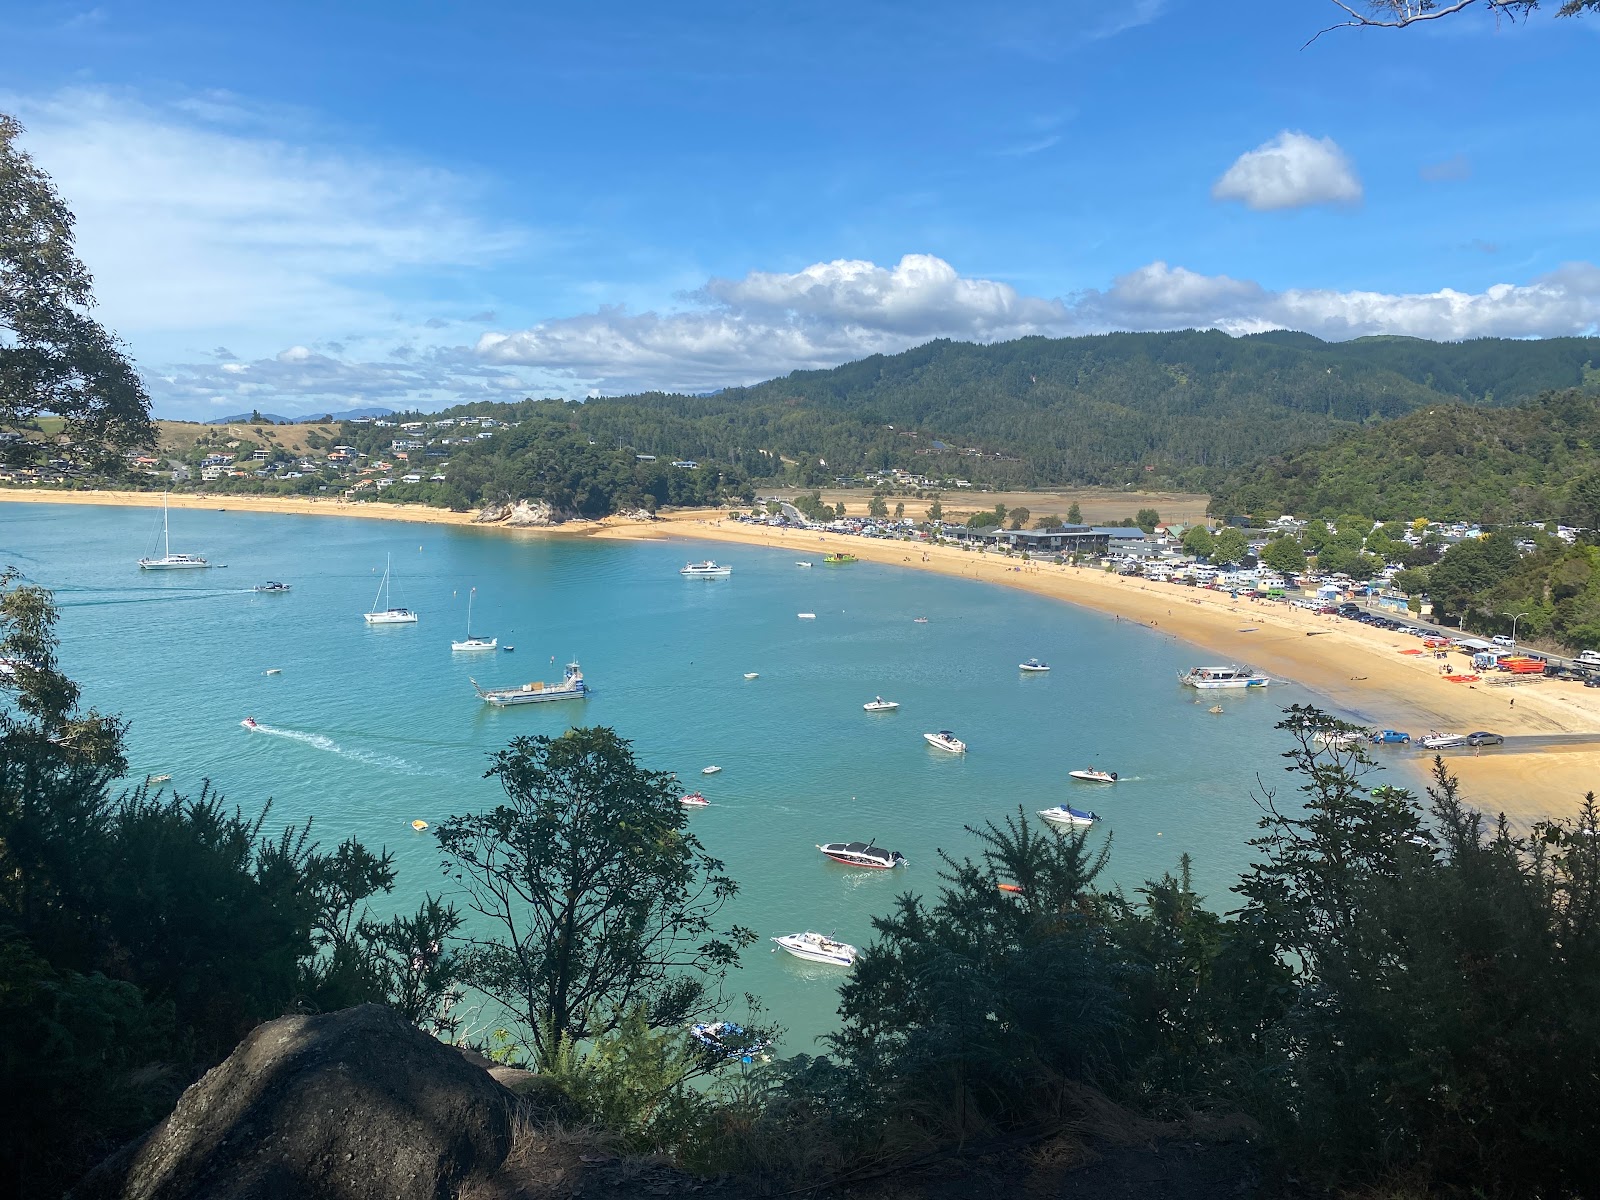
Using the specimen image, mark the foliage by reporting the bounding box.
[1211,387,1600,525]
[1067,501,1082,524]
[436,727,754,1063]
[1211,526,1249,564]
[1135,507,1160,532]
[0,113,156,467]
[1181,524,1215,558]
[1260,534,1305,574]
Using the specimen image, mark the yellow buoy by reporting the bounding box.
[411,820,428,831]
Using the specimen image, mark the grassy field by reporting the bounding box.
[153,420,340,457]
[766,487,1211,526]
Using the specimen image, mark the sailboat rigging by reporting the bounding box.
[138,494,210,570]
[451,587,497,651]
[363,554,418,625]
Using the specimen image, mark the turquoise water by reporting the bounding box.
[1,502,1325,1051]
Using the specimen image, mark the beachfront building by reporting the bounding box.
[941,524,1147,557]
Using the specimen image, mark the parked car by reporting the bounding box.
[1491,635,1514,648]
[1420,732,1467,750]
[1466,731,1505,747]
[1370,730,1411,744]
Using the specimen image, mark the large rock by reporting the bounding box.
[75,1005,512,1200]
[472,499,565,527]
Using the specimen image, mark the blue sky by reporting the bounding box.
[4,0,1598,418]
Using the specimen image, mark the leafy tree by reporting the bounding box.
[835,502,847,519]
[1007,505,1030,530]
[0,114,156,466]
[966,510,1001,529]
[1034,513,1064,530]
[1390,566,1429,596]
[1181,524,1215,558]
[1135,507,1161,532]
[1261,534,1306,574]
[993,502,1008,525]
[1067,501,1082,524]
[1212,526,1249,564]
[867,492,888,518]
[893,500,904,520]
[437,727,754,1062]
[927,497,943,523]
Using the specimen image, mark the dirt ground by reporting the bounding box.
[767,487,1214,527]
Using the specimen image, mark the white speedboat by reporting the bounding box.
[1179,665,1268,689]
[1068,769,1118,783]
[451,586,497,651]
[139,493,210,570]
[1038,803,1099,827]
[681,560,732,578]
[702,765,722,775]
[679,792,709,807]
[863,697,899,712]
[744,672,760,679]
[798,612,816,620]
[817,841,906,869]
[1019,658,1051,672]
[924,730,966,754]
[795,561,813,568]
[1420,731,1466,750]
[254,581,291,593]
[471,661,590,706]
[1313,730,1363,749]
[364,554,418,625]
[772,931,857,967]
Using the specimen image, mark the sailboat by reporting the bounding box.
[138,494,210,570]
[451,587,497,651]
[363,554,418,625]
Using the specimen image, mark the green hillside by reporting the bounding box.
[1209,388,1600,525]
[443,330,1600,489]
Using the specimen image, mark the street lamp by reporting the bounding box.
[1501,610,1530,653]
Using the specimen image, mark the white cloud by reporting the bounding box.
[5,88,520,349]
[1212,131,1363,212]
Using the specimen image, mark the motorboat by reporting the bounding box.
[1208,705,1224,714]
[797,612,816,620]
[1178,665,1268,689]
[364,554,418,625]
[451,586,497,651]
[145,773,172,785]
[1019,658,1051,672]
[913,617,929,623]
[923,730,966,754]
[264,668,282,676]
[471,661,590,706]
[679,792,710,807]
[240,717,259,730]
[1313,729,1363,749]
[771,931,858,967]
[680,560,732,578]
[1038,803,1099,827]
[817,841,906,869]
[690,1021,768,1062]
[702,765,722,775]
[795,561,813,568]
[1068,769,1118,783]
[411,820,428,831]
[744,672,760,679]
[1420,731,1466,750]
[254,581,291,593]
[863,697,899,712]
[822,552,857,565]
[139,493,210,570]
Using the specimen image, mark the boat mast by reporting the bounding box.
[466,587,474,637]
[163,492,172,559]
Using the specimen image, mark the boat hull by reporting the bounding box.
[365,610,418,625]
[452,638,498,651]
[482,685,588,706]
[923,733,966,753]
[1068,771,1117,783]
[139,559,210,570]
[1184,677,1267,690]
[1038,806,1098,826]
[772,933,856,967]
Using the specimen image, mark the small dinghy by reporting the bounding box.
[1038,803,1099,827]
[263,668,282,675]
[702,765,723,775]
[1208,705,1224,714]
[863,696,899,712]
[913,616,929,623]
[1068,769,1118,783]
[1019,658,1051,672]
[797,612,816,620]
[772,931,857,967]
[817,841,906,869]
[411,820,429,831]
[679,792,710,807]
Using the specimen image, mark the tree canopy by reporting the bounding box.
[0,113,155,466]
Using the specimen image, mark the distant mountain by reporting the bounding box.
[204,407,394,426]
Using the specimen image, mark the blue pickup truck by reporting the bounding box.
[1370,730,1411,744]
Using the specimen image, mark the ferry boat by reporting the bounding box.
[1068,769,1118,783]
[923,730,966,754]
[1019,658,1051,672]
[822,552,857,565]
[139,494,210,570]
[364,554,418,625]
[253,581,291,593]
[1178,665,1269,690]
[771,930,857,967]
[817,841,906,869]
[863,696,899,712]
[471,661,589,706]
[680,560,732,577]
[1038,803,1099,827]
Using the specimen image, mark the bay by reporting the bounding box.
[1,502,1329,1051]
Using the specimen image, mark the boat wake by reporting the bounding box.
[244,722,425,775]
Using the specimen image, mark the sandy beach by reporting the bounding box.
[7,487,1596,824]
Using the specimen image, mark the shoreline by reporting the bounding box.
[7,488,1597,823]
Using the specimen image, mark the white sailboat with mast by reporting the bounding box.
[138,494,210,570]
[451,587,497,651]
[363,554,417,625]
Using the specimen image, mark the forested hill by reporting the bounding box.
[1208,388,1600,525]
[442,330,1599,489]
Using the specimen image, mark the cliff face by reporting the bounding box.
[72,1005,514,1200]
[473,500,565,526]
